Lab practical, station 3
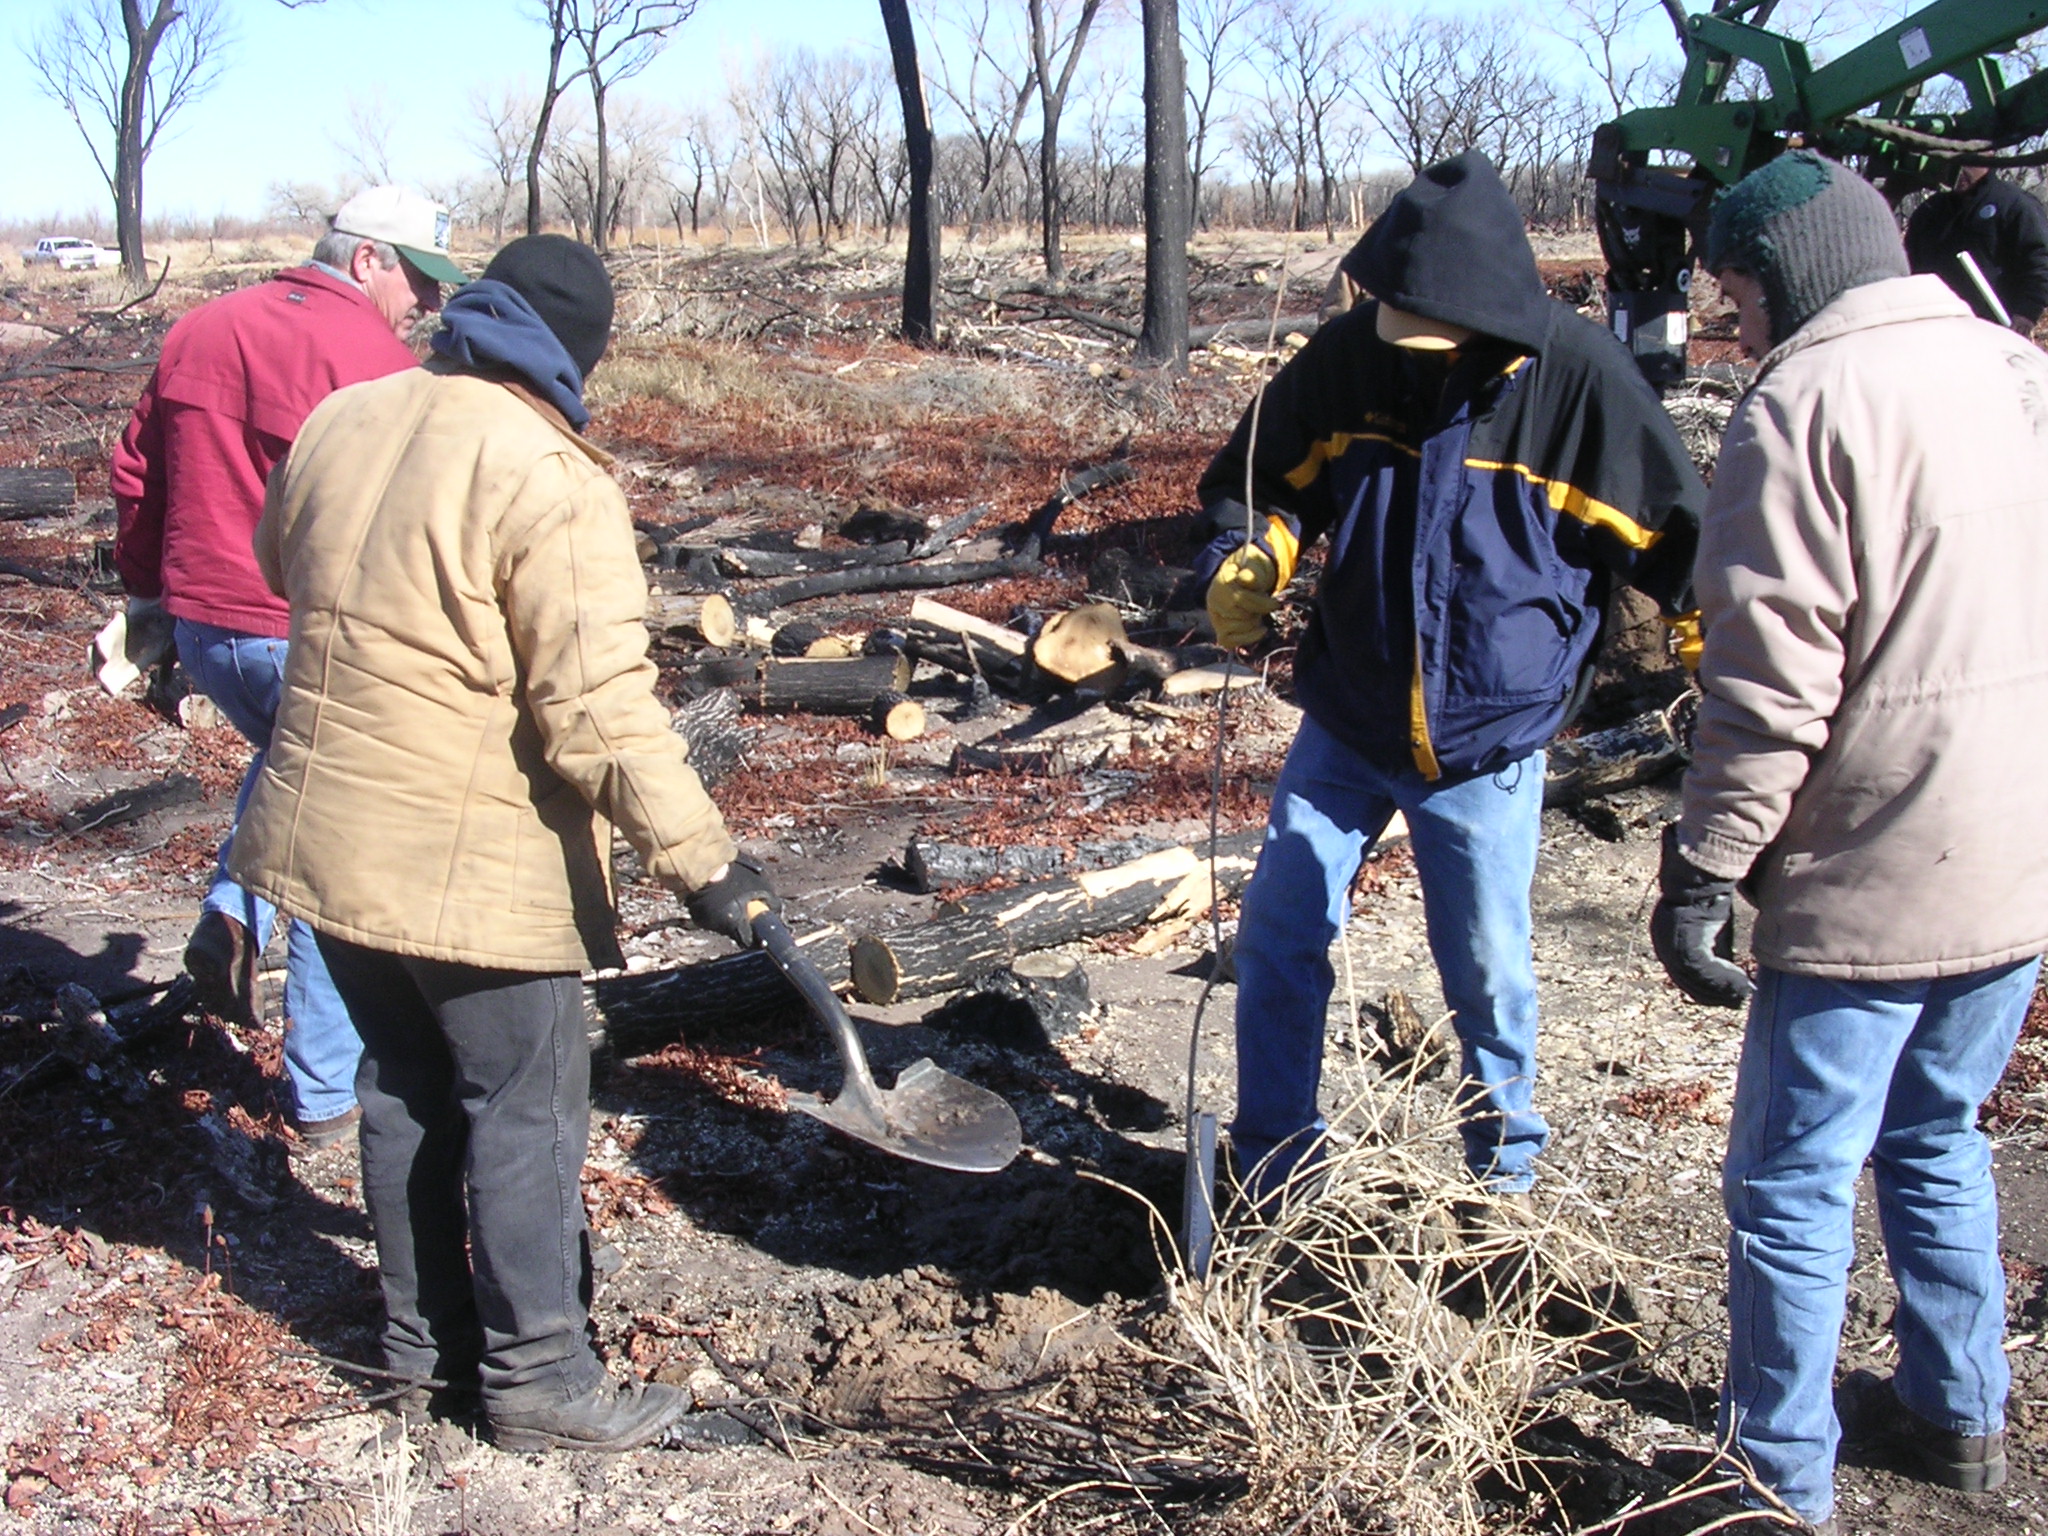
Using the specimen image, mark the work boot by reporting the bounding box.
[489,1377,687,1453]
[293,1105,362,1153]
[1838,1368,2008,1493]
[185,910,259,1029]
[388,1381,482,1428]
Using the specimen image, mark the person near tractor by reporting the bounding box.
[228,234,780,1451]
[1904,163,2048,332]
[1654,151,2048,1532]
[1196,151,1704,1203]
[110,186,462,1148]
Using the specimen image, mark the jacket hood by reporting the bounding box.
[1348,151,1555,353]
[429,279,590,431]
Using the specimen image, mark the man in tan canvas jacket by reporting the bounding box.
[232,235,780,1452]
[1648,152,2048,1533]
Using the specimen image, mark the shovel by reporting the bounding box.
[749,906,1022,1174]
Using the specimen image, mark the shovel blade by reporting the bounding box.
[792,1058,1021,1174]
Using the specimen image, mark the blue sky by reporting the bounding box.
[0,0,876,224]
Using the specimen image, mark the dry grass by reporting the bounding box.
[588,336,1060,437]
[1159,1077,1755,1536]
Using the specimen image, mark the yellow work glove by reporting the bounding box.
[1662,611,1704,673]
[1206,518,1299,649]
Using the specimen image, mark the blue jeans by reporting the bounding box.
[1231,713,1548,1195]
[1722,961,2037,1524]
[176,619,362,1123]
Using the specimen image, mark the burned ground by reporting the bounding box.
[2,235,2045,1534]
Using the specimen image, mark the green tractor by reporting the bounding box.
[1594,0,2048,385]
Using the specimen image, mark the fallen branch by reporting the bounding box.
[1544,705,1688,807]
[910,503,995,558]
[718,542,910,578]
[764,555,1039,609]
[1011,459,1138,560]
[0,469,76,521]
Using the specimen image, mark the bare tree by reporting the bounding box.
[1255,0,1352,237]
[882,0,940,342]
[922,0,1038,240]
[331,88,396,189]
[1026,0,1105,283]
[1547,0,1665,117]
[568,0,698,252]
[666,112,729,239]
[1355,14,1521,177]
[1180,0,1256,228]
[24,0,232,285]
[524,0,584,235]
[465,86,535,242]
[1137,0,1189,370]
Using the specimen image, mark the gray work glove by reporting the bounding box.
[685,856,781,948]
[1649,824,1753,1009]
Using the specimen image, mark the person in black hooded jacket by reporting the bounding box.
[1197,152,1704,1202]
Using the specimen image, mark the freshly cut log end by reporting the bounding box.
[869,691,927,742]
[1030,602,1129,690]
[850,934,905,1005]
[648,591,737,649]
[850,918,1015,1005]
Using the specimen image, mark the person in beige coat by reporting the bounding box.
[1650,153,2048,1532]
[232,235,779,1452]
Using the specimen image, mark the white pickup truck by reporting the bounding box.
[20,236,121,272]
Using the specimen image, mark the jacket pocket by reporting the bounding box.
[1441,471,1587,701]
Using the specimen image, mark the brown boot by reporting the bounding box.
[1839,1369,2008,1494]
[184,910,259,1028]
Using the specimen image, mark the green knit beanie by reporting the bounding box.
[1704,151,1908,346]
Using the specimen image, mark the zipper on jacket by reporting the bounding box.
[1408,637,1441,781]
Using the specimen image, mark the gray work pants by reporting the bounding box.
[315,934,606,1411]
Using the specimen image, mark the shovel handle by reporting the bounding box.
[749,908,886,1121]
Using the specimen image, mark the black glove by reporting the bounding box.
[1649,823,1753,1009]
[685,857,781,948]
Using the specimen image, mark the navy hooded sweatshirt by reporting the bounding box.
[1198,151,1703,782]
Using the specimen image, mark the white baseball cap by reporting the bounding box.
[331,186,465,285]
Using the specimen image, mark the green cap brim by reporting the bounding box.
[395,245,465,286]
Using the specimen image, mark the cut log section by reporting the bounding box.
[903,837,1067,892]
[1030,603,1130,691]
[1543,706,1687,807]
[868,690,926,741]
[647,592,737,649]
[907,597,1029,657]
[850,918,1015,1006]
[588,924,849,1058]
[851,832,1265,1004]
[0,467,75,519]
[675,653,912,715]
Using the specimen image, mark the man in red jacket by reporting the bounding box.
[112,186,463,1147]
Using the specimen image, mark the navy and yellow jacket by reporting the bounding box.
[1197,299,1704,782]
